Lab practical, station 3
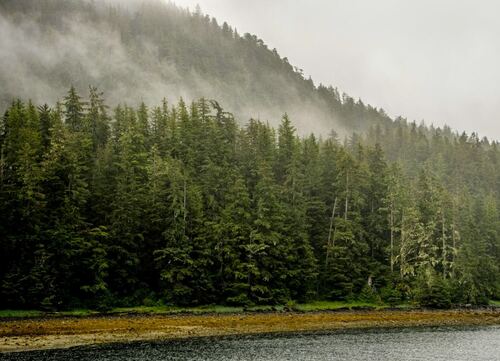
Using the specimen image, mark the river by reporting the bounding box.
[2,326,499,360]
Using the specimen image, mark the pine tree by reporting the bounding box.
[64,86,86,133]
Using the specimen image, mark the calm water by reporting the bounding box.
[3,326,500,361]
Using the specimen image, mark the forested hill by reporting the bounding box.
[0,0,392,135]
[0,0,499,311]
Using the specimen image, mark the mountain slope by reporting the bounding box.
[0,0,392,135]
[0,0,499,310]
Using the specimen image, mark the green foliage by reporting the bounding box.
[1,87,499,311]
[284,300,298,312]
[295,300,381,312]
[358,284,379,303]
[1,0,498,313]
[414,268,452,309]
[380,286,403,307]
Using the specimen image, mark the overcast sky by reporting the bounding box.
[171,0,500,139]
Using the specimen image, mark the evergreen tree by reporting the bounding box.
[1,90,499,309]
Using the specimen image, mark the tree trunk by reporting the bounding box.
[344,171,349,221]
[325,197,338,269]
[451,194,457,278]
[0,148,4,186]
[390,200,394,273]
[183,178,187,236]
[400,210,405,279]
[442,209,446,278]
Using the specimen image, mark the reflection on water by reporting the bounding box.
[3,326,500,361]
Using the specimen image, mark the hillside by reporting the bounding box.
[0,0,499,310]
[0,0,392,135]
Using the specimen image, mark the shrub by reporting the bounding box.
[415,268,452,309]
[380,286,402,307]
[284,300,297,312]
[358,284,378,303]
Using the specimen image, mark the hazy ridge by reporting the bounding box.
[0,0,394,135]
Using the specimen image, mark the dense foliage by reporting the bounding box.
[1,89,499,310]
[0,0,499,310]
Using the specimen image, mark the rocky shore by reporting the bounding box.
[1,309,499,353]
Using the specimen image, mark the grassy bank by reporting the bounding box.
[2,299,499,319]
[0,301,402,319]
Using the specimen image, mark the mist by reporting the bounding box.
[0,0,347,136]
[0,4,194,109]
[172,0,500,139]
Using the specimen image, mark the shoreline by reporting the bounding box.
[1,308,500,353]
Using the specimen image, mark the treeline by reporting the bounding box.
[1,88,499,310]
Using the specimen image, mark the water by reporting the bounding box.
[3,326,500,360]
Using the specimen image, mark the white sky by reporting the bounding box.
[171,0,500,139]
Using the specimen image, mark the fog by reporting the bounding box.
[173,0,500,139]
[0,6,190,109]
[0,0,347,136]
[3,0,499,137]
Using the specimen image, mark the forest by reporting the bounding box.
[0,87,499,310]
[0,0,499,311]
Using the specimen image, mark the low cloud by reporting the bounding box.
[0,0,346,137]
